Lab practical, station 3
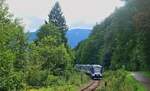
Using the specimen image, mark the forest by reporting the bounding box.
[0,0,150,91]
[76,0,150,71]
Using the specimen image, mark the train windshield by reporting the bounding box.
[94,66,101,72]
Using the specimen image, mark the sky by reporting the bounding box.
[6,0,124,32]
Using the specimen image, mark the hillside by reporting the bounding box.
[76,0,150,70]
[29,28,91,48]
[66,29,91,48]
[28,32,37,42]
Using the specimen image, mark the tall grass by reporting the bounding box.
[26,71,90,91]
[97,69,147,91]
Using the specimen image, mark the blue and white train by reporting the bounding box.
[75,64,103,80]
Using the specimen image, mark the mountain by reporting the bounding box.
[28,32,37,42]
[28,28,91,48]
[66,29,91,48]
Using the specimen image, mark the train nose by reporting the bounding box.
[95,74,100,78]
[92,74,102,80]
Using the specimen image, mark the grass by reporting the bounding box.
[25,70,148,91]
[25,72,90,91]
[96,69,147,91]
[27,85,78,91]
[126,73,147,91]
[142,71,150,78]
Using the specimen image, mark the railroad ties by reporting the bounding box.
[80,80,100,91]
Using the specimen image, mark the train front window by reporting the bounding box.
[94,66,100,72]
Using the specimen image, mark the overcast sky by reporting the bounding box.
[6,0,124,32]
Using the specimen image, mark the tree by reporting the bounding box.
[0,0,26,90]
[48,2,68,43]
[48,2,68,32]
[37,23,62,45]
[133,0,150,70]
[37,23,73,75]
[76,0,150,71]
[29,21,74,86]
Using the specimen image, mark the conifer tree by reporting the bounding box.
[48,2,67,32]
[48,2,68,43]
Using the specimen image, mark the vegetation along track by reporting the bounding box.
[80,80,100,91]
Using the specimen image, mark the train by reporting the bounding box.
[75,64,103,80]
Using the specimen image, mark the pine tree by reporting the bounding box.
[48,2,68,44]
[48,2,68,32]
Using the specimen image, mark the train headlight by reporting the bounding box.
[91,74,95,76]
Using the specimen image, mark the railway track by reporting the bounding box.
[80,80,100,91]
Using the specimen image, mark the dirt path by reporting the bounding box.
[80,80,100,91]
[132,72,150,91]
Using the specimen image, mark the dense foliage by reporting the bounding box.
[76,0,150,71]
[0,0,27,90]
[1,0,150,90]
[26,1,75,88]
[0,1,77,91]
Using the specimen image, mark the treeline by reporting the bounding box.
[76,0,150,71]
[0,0,77,90]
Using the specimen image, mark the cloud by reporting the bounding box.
[59,0,124,28]
[6,0,124,32]
[23,17,44,32]
[6,0,56,32]
[7,0,54,18]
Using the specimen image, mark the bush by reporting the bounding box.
[45,75,59,86]
[26,71,90,91]
[0,71,24,91]
[26,70,47,87]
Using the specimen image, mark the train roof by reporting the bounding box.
[92,65,102,67]
[76,64,102,67]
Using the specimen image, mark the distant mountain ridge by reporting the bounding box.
[28,28,91,48]
[66,28,91,48]
[28,32,37,42]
